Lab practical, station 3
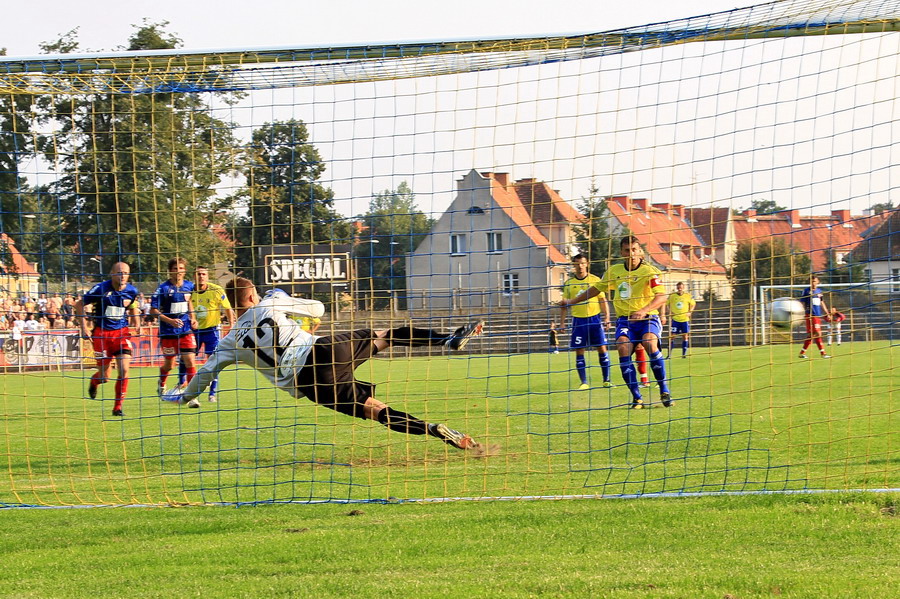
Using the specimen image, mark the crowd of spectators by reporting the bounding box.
[0,291,78,332]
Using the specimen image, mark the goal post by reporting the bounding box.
[1,0,899,507]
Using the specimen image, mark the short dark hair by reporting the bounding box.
[571,253,587,262]
[167,257,187,270]
[225,277,255,308]
[620,235,639,248]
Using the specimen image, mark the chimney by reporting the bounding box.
[652,203,671,216]
[493,173,509,188]
[609,195,631,213]
[786,209,801,228]
[633,198,649,212]
[744,208,758,223]
[673,204,685,220]
[832,208,852,228]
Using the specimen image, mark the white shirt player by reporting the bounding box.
[174,290,325,402]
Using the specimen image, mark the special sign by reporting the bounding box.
[265,253,350,284]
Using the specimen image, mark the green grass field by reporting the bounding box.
[2,342,898,598]
[2,341,896,507]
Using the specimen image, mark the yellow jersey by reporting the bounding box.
[192,283,232,330]
[562,274,607,318]
[597,261,665,317]
[298,316,321,333]
[667,292,696,322]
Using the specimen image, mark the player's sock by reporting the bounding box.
[388,327,452,347]
[209,379,218,396]
[576,355,587,385]
[177,360,187,386]
[185,367,197,385]
[598,351,611,382]
[377,406,428,435]
[802,340,812,351]
[649,350,670,394]
[90,372,102,388]
[681,340,688,356]
[114,377,128,400]
[618,355,641,399]
[113,399,123,411]
[814,339,825,352]
[159,372,169,388]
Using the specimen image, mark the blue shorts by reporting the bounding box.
[615,315,662,344]
[569,315,608,349]
[671,320,690,335]
[195,327,221,356]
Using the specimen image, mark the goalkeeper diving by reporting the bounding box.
[162,277,485,450]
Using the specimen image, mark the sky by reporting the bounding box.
[2,1,750,58]
[3,0,896,219]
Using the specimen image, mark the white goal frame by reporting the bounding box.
[756,281,897,345]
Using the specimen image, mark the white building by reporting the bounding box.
[405,170,581,312]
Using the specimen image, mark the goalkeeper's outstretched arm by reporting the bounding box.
[179,344,238,401]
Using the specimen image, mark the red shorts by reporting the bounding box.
[91,327,134,359]
[805,316,822,335]
[160,335,197,356]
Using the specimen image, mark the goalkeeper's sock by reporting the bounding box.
[388,327,449,347]
[377,406,428,435]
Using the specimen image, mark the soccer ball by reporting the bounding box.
[770,298,805,330]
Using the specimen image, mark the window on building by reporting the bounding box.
[671,245,682,260]
[502,273,519,295]
[450,234,467,255]
[835,252,848,264]
[487,232,503,253]
[892,268,900,293]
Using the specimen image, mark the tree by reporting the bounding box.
[824,251,866,285]
[571,181,618,276]
[869,201,894,215]
[230,119,351,272]
[730,238,812,299]
[746,199,786,215]
[354,182,433,310]
[0,49,42,263]
[35,22,239,281]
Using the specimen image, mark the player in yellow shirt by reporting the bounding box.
[181,266,237,403]
[666,282,695,358]
[559,254,612,389]
[560,236,672,409]
[298,315,321,334]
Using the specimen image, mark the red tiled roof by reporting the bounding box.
[732,210,889,271]
[605,197,725,273]
[0,234,40,278]
[481,172,570,264]
[686,207,731,247]
[851,208,900,263]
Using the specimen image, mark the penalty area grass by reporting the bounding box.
[0,492,898,598]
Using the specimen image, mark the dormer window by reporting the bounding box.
[670,245,682,260]
[467,206,484,214]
